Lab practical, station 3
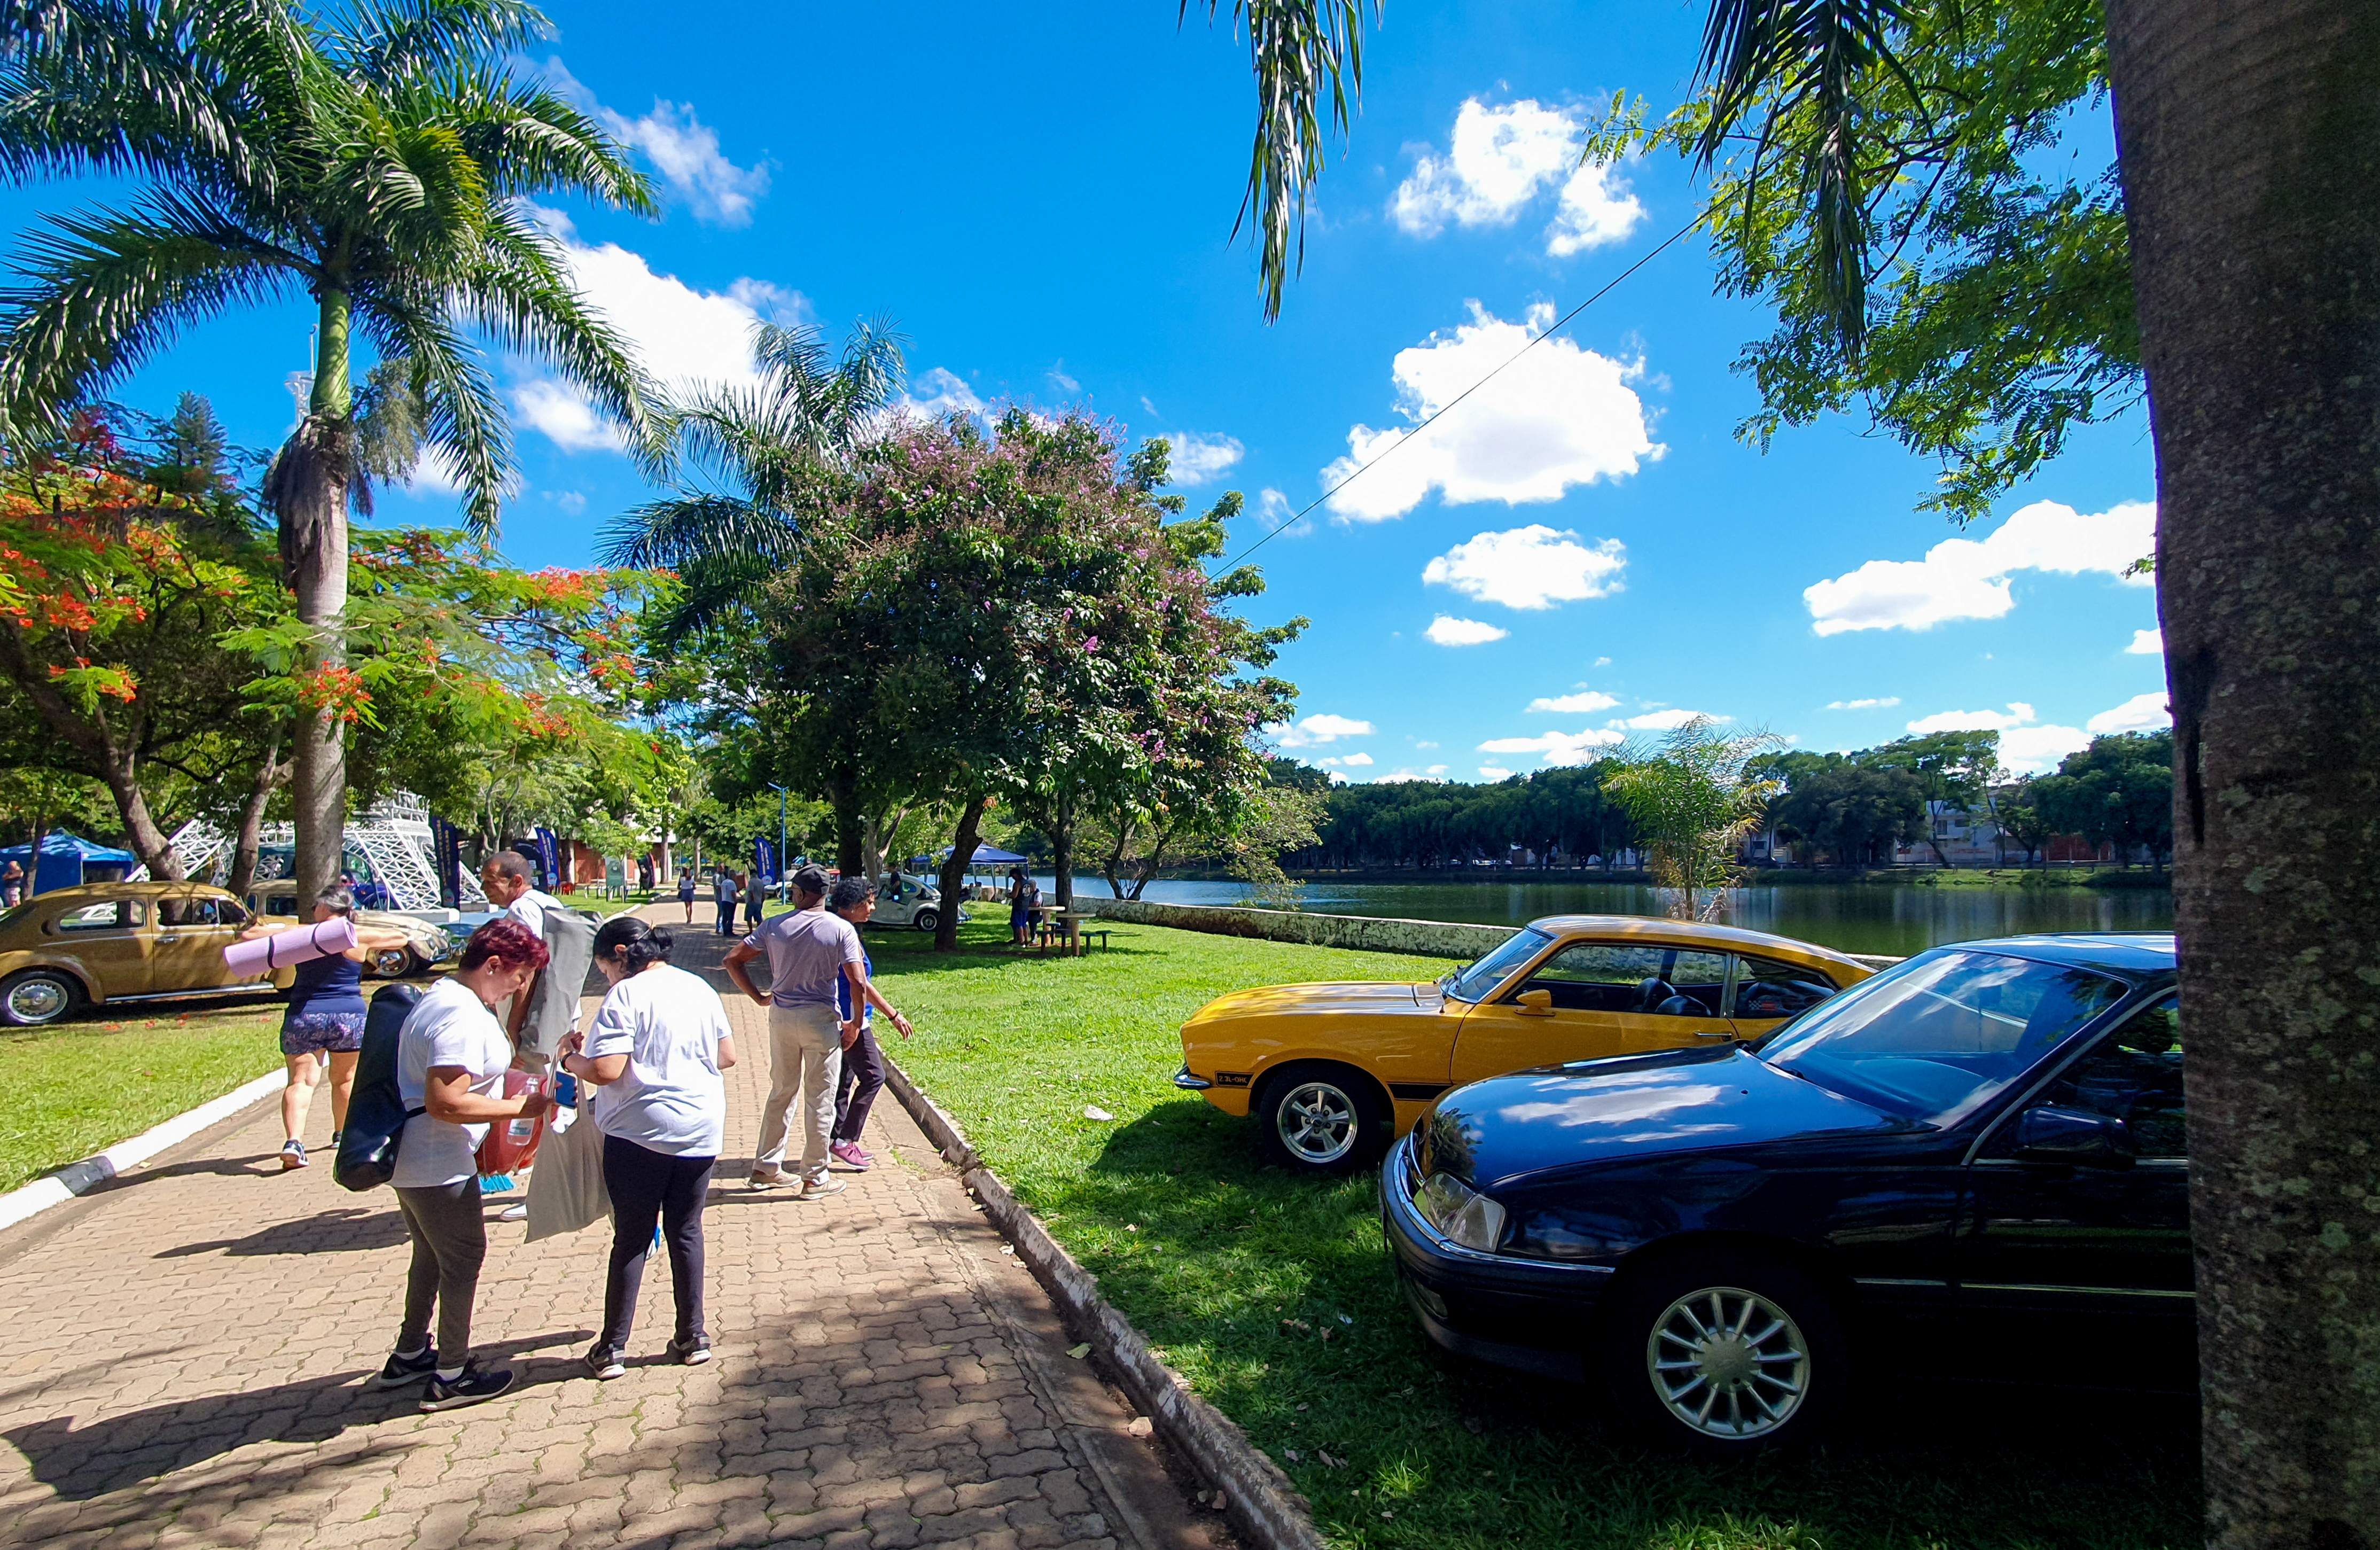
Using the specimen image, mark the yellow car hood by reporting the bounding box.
[1186,980,1447,1025]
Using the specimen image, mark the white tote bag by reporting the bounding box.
[524,1095,610,1242]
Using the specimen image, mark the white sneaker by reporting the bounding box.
[796,1176,847,1201]
[498,1202,527,1221]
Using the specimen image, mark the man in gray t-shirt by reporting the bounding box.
[725,866,867,1195]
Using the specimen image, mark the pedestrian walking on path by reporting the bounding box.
[559,916,736,1378]
[744,869,765,933]
[724,864,865,1198]
[676,867,695,923]
[714,869,739,937]
[825,877,911,1172]
[377,918,552,1412]
[238,887,415,1171]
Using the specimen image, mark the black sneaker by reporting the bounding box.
[667,1335,712,1366]
[372,1345,438,1389]
[584,1344,627,1381]
[420,1358,514,1412]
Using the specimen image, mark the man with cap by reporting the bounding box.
[723,864,867,1200]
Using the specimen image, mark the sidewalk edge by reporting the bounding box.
[884,1057,1328,1550]
[0,1066,284,1234]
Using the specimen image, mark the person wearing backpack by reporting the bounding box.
[375,918,552,1411]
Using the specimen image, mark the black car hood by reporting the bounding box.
[1415,1046,1911,1189]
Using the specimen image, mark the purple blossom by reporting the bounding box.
[1084,636,1100,652]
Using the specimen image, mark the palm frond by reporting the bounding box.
[358,290,508,535]
[600,493,800,575]
[1693,0,1924,353]
[1187,0,1375,322]
[404,64,655,215]
[327,0,549,84]
[0,191,305,432]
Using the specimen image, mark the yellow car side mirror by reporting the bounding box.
[1513,988,1554,1016]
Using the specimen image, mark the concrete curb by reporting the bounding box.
[884,1058,1328,1550]
[0,1066,284,1234]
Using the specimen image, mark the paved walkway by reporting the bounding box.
[0,908,1211,1550]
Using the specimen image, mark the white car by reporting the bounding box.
[244,881,456,978]
[870,873,964,932]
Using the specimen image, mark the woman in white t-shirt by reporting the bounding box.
[376,918,553,1413]
[557,916,737,1377]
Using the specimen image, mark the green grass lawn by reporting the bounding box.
[873,918,2200,1550]
[0,998,284,1192]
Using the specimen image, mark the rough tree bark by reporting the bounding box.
[2102,3,2380,1545]
[932,793,989,953]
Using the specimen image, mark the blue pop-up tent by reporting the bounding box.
[0,831,136,895]
[968,843,1028,866]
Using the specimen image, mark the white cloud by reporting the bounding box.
[1047,361,1080,393]
[1526,689,1621,714]
[2127,627,2164,656]
[1805,500,2157,635]
[1426,764,1449,776]
[1592,656,1612,667]
[1422,526,1626,610]
[2087,691,2171,735]
[403,445,466,496]
[1391,98,1645,256]
[553,490,588,516]
[1324,303,1661,522]
[1166,432,1245,487]
[1478,765,1515,781]
[899,367,986,420]
[1270,713,1374,748]
[1376,769,1449,784]
[1611,708,1727,731]
[1414,740,1439,749]
[1140,395,1160,416]
[542,58,769,227]
[1906,703,2038,734]
[1824,696,1901,711]
[1425,615,1510,647]
[514,377,621,452]
[1318,752,1376,769]
[1479,727,1626,765]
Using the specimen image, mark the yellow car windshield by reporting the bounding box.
[1444,929,1551,1004]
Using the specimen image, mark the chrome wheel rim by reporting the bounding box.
[372,948,411,978]
[1275,1080,1358,1165]
[7,977,67,1022]
[916,912,937,932]
[1647,1284,1810,1439]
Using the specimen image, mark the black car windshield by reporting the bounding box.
[1444,929,1552,1004]
[1758,949,2128,1126]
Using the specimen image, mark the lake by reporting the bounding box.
[1031,875,2174,960]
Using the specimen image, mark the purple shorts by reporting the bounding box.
[282,1011,366,1057]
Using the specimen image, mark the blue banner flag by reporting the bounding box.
[533,827,561,891]
[754,837,776,884]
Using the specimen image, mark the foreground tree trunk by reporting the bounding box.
[933,793,989,953]
[273,299,358,902]
[2103,3,2380,1544]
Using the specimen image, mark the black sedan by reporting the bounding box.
[1382,932,2187,1452]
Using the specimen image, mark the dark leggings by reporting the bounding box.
[600,1135,714,1351]
[834,1026,885,1143]
[395,1178,485,1362]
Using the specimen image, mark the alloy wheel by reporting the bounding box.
[1275,1079,1358,1165]
[1645,1284,1811,1440]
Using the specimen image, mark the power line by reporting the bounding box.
[1220,215,1702,571]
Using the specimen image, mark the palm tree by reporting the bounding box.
[599,317,904,636]
[0,0,663,895]
[1226,2,2380,1539]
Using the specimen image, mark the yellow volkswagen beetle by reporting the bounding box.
[0,881,280,1026]
[1174,915,1875,1174]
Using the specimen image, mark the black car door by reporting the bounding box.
[1952,995,2194,1388]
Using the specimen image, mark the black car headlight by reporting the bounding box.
[1414,1171,1508,1252]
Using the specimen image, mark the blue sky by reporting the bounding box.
[0,0,2168,781]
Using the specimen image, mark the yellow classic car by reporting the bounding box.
[0,881,281,1026]
[244,879,454,978]
[1175,914,1875,1174]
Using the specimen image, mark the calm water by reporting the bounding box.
[1035,875,2174,959]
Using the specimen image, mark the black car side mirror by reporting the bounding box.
[2015,1104,2138,1168]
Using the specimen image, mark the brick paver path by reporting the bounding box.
[0,908,1209,1550]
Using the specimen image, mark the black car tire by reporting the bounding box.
[1255,1062,1390,1175]
[1,968,83,1027]
[914,908,939,933]
[1598,1249,1846,1455]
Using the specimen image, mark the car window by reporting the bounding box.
[1759,949,2129,1127]
[1521,943,1729,1015]
[54,899,143,932]
[1731,955,1841,1020]
[1445,929,1551,1004]
[2006,997,2186,1159]
[256,892,302,917]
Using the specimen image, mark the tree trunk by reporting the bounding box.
[933,793,989,952]
[2102,4,2380,1546]
[273,293,357,902]
[1050,786,1075,910]
[225,739,285,899]
[826,766,863,877]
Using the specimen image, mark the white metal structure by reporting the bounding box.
[141,794,483,911]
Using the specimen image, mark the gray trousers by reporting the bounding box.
[752,1003,843,1185]
[395,1178,486,1362]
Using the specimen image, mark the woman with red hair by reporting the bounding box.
[373,918,553,1412]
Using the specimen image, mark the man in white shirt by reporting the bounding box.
[480,851,561,1045]
[724,864,867,1199]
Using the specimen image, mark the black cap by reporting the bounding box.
[793,864,831,897]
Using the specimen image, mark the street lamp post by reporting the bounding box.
[767,783,787,902]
